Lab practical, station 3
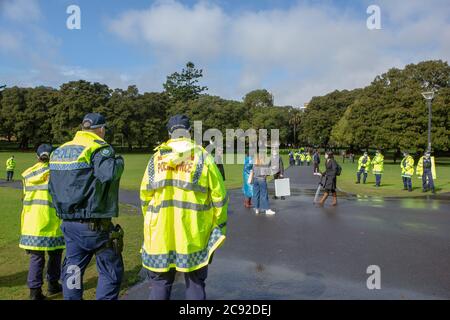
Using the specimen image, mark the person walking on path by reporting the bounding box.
[313,150,321,174]
[318,151,339,207]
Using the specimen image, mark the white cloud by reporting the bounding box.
[0,0,41,22]
[105,1,450,105]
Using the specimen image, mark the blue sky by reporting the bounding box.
[1,0,449,105]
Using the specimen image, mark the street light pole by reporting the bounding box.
[421,91,435,153]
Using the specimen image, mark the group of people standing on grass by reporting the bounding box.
[355,150,437,194]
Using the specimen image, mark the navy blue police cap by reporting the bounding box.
[167,114,191,133]
[82,113,106,129]
[36,144,53,157]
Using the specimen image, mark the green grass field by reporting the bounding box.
[0,187,143,300]
[1,151,449,197]
[0,152,289,191]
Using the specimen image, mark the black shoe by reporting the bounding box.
[30,288,46,300]
[281,196,285,200]
[48,281,62,295]
[273,196,278,200]
[408,189,413,192]
[355,181,360,184]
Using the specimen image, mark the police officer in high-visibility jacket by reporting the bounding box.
[6,155,16,181]
[401,151,414,192]
[416,151,436,194]
[49,113,125,300]
[140,115,228,300]
[356,152,371,184]
[372,150,384,187]
[19,144,65,300]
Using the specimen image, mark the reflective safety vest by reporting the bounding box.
[294,152,300,160]
[357,156,371,172]
[372,154,384,175]
[19,161,65,251]
[140,138,228,273]
[401,156,414,178]
[416,156,437,179]
[300,153,306,161]
[305,154,312,162]
[6,157,16,171]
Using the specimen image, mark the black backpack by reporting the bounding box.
[336,162,342,176]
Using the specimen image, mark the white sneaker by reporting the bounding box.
[265,209,276,215]
[255,209,260,214]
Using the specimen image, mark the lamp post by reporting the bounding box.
[421,91,435,153]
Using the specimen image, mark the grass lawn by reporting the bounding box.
[0,187,143,300]
[0,152,289,191]
[333,157,450,197]
[1,151,448,197]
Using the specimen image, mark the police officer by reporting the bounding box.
[20,144,65,300]
[356,152,371,184]
[372,150,384,187]
[416,151,436,194]
[49,113,125,300]
[401,151,414,192]
[5,155,16,181]
[140,115,228,300]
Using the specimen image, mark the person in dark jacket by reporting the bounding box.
[313,150,321,173]
[49,113,124,300]
[318,151,338,206]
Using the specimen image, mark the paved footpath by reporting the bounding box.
[122,165,450,300]
[3,166,450,299]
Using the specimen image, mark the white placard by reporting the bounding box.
[275,178,291,197]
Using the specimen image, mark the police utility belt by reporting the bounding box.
[65,218,124,255]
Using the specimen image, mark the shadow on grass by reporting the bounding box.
[0,270,28,288]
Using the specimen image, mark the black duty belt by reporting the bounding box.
[64,218,112,232]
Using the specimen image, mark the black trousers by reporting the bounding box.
[6,170,14,181]
[26,249,63,289]
[147,267,208,300]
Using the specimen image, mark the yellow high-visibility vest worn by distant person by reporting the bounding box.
[19,161,65,251]
[416,156,437,180]
[401,155,415,178]
[6,157,16,170]
[140,137,228,273]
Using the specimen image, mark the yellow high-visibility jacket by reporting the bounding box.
[300,153,306,161]
[357,156,371,173]
[140,138,228,273]
[416,156,437,179]
[6,157,16,171]
[372,154,384,175]
[401,156,414,178]
[305,154,312,162]
[19,161,65,251]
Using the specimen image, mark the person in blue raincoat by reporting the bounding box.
[242,155,254,208]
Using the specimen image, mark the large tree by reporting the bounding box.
[163,62,208,102]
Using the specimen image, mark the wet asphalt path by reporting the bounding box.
[122,166,450,300]
[2,166,449,300]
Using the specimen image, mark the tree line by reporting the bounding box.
[0,60,449,152]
